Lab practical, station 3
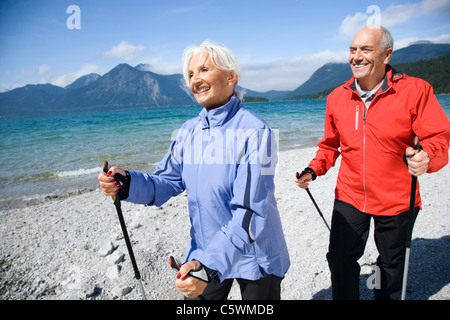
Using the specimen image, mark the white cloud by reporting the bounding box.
[145,63,181,75]
[338,0,450,38]
[51,64,100,88]
[39,64,57,83]
[21,69,35,77]
[39,64,52,74]
[0,83,16,92]
[103,40,145,61]
[339,12,368,38]
[240,29,450,92]
[395,33,450,49]
[432,33,450,43]
[381,4,420,27]
[239,50,348,92]
[420,0,450,14]
[0,64,101,91]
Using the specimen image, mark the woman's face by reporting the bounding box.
[188,51,237,109]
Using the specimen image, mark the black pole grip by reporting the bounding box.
[169,256,182,271]
[413,136,420,152]
[103,161,109,174]
[103,161,126,183]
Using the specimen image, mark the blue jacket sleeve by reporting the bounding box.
[198,128,278,280]
[125,140,185,206]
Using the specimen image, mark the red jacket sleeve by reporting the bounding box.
[412,82,450,173]
[308,94,341,176]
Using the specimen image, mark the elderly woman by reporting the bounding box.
[98,40,290,300]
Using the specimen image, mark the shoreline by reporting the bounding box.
[1,147,449,300]
[0,141,318,211]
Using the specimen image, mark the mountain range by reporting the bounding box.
[1,42,449,118]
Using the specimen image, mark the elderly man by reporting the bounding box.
[296,26,450,300]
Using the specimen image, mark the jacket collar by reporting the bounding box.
[347,65,404,94]
[199,94,241,129]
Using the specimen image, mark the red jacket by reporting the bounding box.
[309,66,450,216]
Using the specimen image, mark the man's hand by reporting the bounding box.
[405,147,429,177]
[295,172,312,189]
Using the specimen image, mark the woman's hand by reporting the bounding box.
[98,166,126,196]
[175,260,208,299]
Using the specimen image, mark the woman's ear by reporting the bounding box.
[227,72,238,86]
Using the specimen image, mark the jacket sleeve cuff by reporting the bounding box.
[300,167,317,180]
[421,144,435,173]
[125,170,156,205]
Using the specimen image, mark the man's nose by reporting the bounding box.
[353,49,363,60]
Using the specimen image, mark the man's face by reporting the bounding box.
[349,28,392,90]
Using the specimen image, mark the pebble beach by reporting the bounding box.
[1,147,449,300]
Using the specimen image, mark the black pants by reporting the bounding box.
[327,200,418,300]
[186,275,282,300]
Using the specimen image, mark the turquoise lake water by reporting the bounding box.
[1,96,449,209]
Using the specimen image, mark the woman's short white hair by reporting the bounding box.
[182,40,241,88]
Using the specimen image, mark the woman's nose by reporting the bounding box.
[190,73,202,86]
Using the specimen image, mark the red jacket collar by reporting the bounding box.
[346,65,404,93]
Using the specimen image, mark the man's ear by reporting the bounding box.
[384,48,393,65]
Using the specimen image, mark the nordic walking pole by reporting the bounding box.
[103,161,147,300]
[296,171,331,232]
[401,136,420,300]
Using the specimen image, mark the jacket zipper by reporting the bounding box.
[362,105,367,212]
[197,124,209,247]
[356,82,390,213]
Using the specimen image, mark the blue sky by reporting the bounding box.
[0,0,449,92]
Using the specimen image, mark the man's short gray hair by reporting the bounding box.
[379,26,394,51]
[182,40,241,87]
